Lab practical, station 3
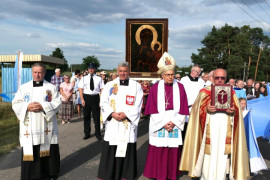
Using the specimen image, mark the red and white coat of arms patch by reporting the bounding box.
[126,95,135,105]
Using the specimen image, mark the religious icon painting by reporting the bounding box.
[211,84,233,111]
[110,84,118,96]
[23,93,30,102]
[126,18,168,78]
[168,129,178,138]
[158,128,165,137]
[45,90,52,102]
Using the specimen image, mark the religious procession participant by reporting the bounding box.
[79,63,104,140]
[143,52,189,180]
[180,68,250,180]
[50,68,64,92]
[97,62,143,180]
[180,64,204,140]
[12,63,61,180]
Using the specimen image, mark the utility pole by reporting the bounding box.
[243,62,246,81]
[254,42,263,81]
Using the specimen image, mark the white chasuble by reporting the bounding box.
[100,78,143,157]
[12,80,61,161]
[149,79,186,147]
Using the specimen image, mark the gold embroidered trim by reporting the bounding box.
[23,155,34,161]
[40,150,50,157]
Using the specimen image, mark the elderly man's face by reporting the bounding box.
[214,69,226,85]
[55,70,61,77]
[162,70,174,84]
[32,66,46,82]
[175,74,181,80]
[190,67,201,78]
[247,79,253,87]
[117,66,129,80]
[202,74,209,82]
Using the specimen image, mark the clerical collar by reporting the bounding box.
[33,80,44,87]
[164,82,173,86]
[188,74,198,82]
[120,78,129,86]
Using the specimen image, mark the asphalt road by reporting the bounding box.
[0,115,269,180]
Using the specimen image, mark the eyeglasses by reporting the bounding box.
[163,74,174,77]
[176,77,180,79]
[214,76,226,80]
[193,70,201,74]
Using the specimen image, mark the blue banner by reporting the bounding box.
[247,96,270,140]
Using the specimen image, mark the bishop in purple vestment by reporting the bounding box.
[143,52,189,180]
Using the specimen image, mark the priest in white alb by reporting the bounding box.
[180,64,205,140]
[97,62,143,180]
[12,63,61,180]
[143,52,189,180]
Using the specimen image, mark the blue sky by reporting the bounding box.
[1,0,270,70]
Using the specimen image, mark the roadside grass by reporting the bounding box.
[0,75,19,156]
[0,102,19,156]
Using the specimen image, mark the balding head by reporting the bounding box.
[213,69,227,85]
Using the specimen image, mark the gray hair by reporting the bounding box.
[118,62,129,68]
[32,63,46,72]
[191,64,201,71]
[55,68,61,73]
[209,70,214,77]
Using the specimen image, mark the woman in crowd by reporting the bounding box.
[259,85,268,98]
[254,82,261,98]
[74,74,82,118]
[59,74,74,124]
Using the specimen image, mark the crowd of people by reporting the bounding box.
[11,52,269,180]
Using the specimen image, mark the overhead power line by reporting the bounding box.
[239,0,269,23]
[230,0,270,31]
[263,0,270,10]
[254,0,270,19]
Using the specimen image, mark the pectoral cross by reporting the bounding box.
[24,130,30,138]
[218,91,226,104]
[165,102,170,109]
[45,127,51,135]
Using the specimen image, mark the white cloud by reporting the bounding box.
[26,33,40,38]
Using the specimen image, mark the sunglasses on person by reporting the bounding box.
[214,76,226,80]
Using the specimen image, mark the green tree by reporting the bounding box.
[191,24,270,81]
[81,55,100,70]
[50,47,68,72]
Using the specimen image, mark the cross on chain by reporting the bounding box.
[24,130,30,138]
[218,91,226,104]
[165,102,170,109]
[45,127,51,135]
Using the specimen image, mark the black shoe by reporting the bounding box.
[83,135,90,140]
[95,134,102,141]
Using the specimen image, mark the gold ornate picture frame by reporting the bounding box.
[126,18,168,78]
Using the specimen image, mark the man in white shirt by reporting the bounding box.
[97,62,143,180]
[79,63,104,140]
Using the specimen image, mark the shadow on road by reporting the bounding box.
[59,118,150,177]
[59,140,103,176]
